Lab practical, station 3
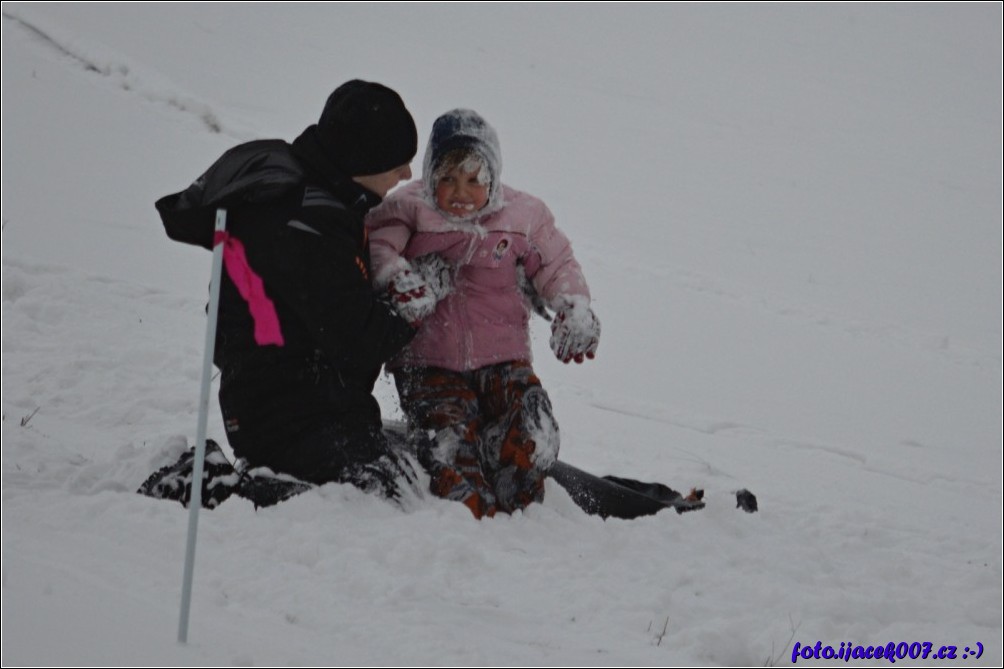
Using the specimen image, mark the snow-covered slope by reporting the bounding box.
[2,4,1001,665]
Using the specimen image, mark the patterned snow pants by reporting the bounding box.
[394,361,559,519]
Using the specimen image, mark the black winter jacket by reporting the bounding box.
[156,129,415,465]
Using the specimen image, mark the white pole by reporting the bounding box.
[178,208,227,644]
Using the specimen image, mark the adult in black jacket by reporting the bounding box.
[141,80,431,507]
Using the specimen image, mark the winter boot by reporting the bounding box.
[137,439,239,509]
[233,463,314,509]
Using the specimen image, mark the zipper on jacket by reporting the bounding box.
[458,235,480,369]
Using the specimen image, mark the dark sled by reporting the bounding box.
[549,460,706,519]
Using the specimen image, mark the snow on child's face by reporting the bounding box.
[434,158,490,218]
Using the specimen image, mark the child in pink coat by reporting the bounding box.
[366,109,601,518]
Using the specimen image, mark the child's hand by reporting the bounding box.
[550,299,600,364]
[386,255,453,325]
[411,254,453,302]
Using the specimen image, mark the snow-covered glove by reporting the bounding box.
[549,298,600,364]
[412,253,453,303]
[386,254,453,325]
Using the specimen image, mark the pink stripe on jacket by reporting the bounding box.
[366,181,590,371]
[222,234,285,347]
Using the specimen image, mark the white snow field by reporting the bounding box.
[2,4,1001,666]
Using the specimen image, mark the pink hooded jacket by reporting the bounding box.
[366,180,591,371]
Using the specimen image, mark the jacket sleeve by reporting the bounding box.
[525,201,591,308]
[247,206,415,375]
[365,201,417,289]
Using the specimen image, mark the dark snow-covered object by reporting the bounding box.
[138,439,313,509]
[137,439,239,509]
[736,488,759,513]
[549,461,707,518]
[552,464,758,518]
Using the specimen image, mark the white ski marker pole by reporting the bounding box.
[178,207,227,644]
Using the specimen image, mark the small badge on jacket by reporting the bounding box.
[492,238,511,262]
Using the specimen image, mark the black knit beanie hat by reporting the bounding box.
[316,80,418,177]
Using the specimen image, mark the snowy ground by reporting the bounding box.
[2,4,1001,666]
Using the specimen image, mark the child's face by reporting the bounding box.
[434,163,490,218]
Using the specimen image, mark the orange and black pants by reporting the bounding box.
[394,361,559,518]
